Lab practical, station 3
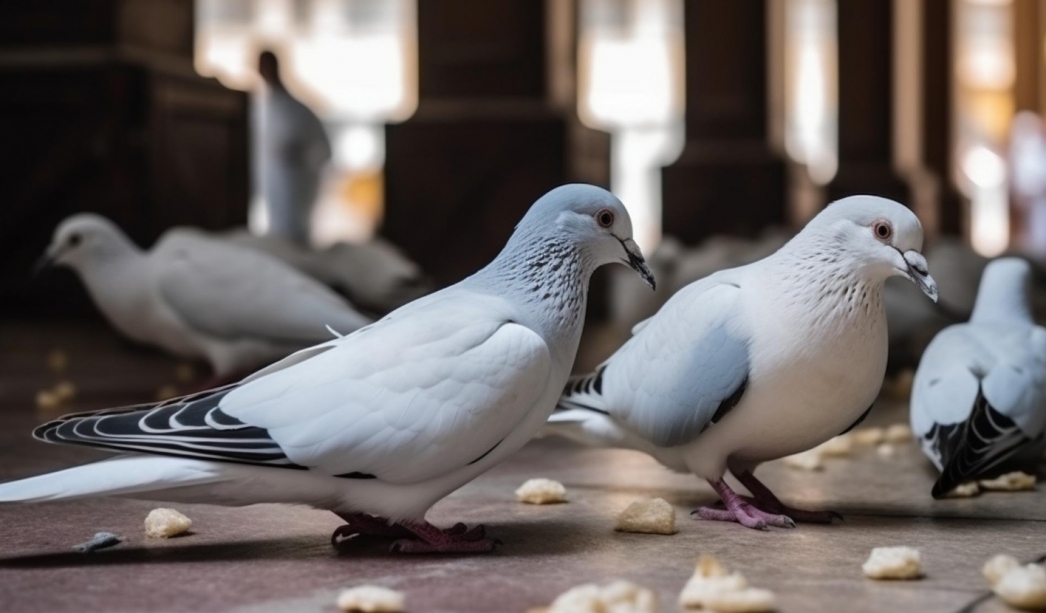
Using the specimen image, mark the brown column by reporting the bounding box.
[384,0,609,287]
[920,0,964,236]
[826,0,912,204]
[0,0,248,314]
[660,0,787,244]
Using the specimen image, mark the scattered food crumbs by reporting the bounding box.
[884,424,914,443]
[336,586,405,613]
[944,482,981,498]
[35,389,61,410]
[980,472,1036,492]
[144,508,193,538]
[73,532,122,553]
[702,588,777,613]
[876,443,896,458]
[53,380,77,403]
[156,385,179,401]
[816,433,853,457]
[852,427,885,446]
[546,580,657,613]
[515,478,567,504]
[862,546,923,580]
[174,363,196,383]
[994,563,1046,610]
[615,498,677,535]
[984,555,1021,586]
[679,555,775,612]
[47,349,68,373]
[782,448,823,471]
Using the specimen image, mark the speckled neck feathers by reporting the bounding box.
[765,233,886,338]
[468,233,596,340]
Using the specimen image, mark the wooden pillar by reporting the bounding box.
[384,0,610,287]
[919,0,963,235]
[660,0,787,244]
[826,0,913,204]
[0,0,248,314]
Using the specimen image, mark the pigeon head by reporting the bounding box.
[808,195,938,302]
[508,184,655,290]
[39,213,137,272]
[970,257,1033,324]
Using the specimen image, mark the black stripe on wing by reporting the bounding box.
[33,384,304,469]
[932,386,1034,498]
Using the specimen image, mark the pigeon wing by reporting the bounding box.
[155,230,369,344]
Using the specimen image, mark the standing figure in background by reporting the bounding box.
[256,50,331,245]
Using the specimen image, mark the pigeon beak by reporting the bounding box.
[621,238,656,291]
[902,250,937,303]
[32,252,55,276]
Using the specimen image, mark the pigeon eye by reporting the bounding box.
[68,233,82,248]
[595,208,615,228]
[872,222,892,242]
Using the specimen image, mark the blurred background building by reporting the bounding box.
[3,0,1046,321]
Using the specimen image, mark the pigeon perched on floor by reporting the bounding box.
[224,229,432,314]
[910,257,1046,498]
[546,196,937,530]
[3,185,654,553]
[255,50,331,244]
[38,214,371,379]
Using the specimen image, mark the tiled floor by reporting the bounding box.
[0,318,1043,613]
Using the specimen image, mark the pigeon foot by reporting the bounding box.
[692,477,795,530]
[737,470,843,524]
[389,521,500,554]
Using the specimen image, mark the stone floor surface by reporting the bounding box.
[0,318,1043,613]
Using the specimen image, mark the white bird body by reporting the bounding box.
[910,258,1046,497]
[6,185,655,552]
[44,217,372,376]
[549,196,937,529]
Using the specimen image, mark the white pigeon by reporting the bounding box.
[3,185,654,553]
[39,214,372,379]
[546,196,937,530]
[224,229,432,314]
[910,257,1046,498]
[255,50,331,245]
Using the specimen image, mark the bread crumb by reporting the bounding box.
[984,554,1021,586]
[862,546,923,580]
[516,478,567,505]
[156,385,179,401]
[994,564,1046,610]
[615,498,677,535]
[943,482,981,498]
[782,448,824,470]
[53,380,77,403]
[47,349,68,373]
[679,555,774,612]
[884,424,914,443]
[979,472,1036,492]
[35,389,61,410]
[336,586,405,613]
[144,508,193,538]
[547,580,657,613]
[876,443,896,458]
[852,427,885,446]
[702,588,777,613]
[816,434,853,457]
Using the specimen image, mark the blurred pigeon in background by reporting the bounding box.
[4,185,654,554]
[255,50,331,245]
[225,229,432,314]
[548,196,937,530]
[38,214,371,379]
[911,258,1046,498]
